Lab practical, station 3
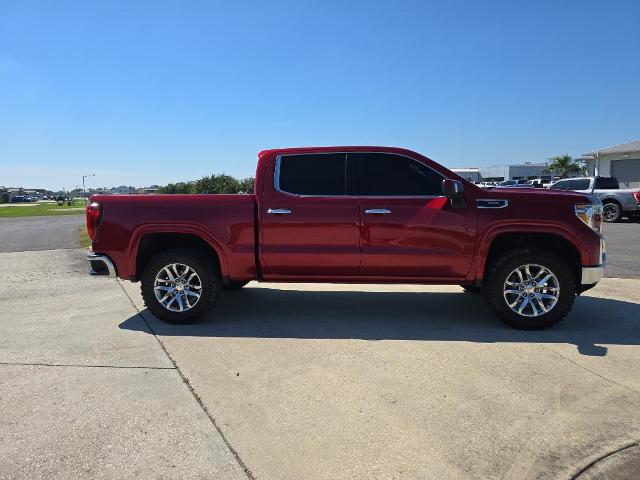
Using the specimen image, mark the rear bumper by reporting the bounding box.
[87,252,116,276]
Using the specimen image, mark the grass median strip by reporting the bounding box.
[0,201,86,218]
[80,223,91,248]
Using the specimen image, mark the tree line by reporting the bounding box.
[158,174,254,194]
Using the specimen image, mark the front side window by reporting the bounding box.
[351,153,443,196]
[277,153,346,196]
[567,179,591,190]
[550,180,569,190]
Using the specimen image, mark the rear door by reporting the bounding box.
[260,152,361,277]
[352,152,476,278]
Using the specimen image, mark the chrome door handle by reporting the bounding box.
[364,209,391,215]
[267,208,292,215]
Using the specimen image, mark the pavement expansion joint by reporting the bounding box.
[117,279,257,480]
[571,441,640,479]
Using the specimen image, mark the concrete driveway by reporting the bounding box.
[1,247,639,479]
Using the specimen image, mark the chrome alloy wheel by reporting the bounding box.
[603,203,619,222]
[154,263,202,312]
[503,264,560,317]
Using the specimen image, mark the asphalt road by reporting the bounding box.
[0,215,84,253]
[602,219,640,279]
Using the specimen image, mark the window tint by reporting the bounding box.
[351,153,443,196]
[277,153,346,196]
[567,179,591,190]
[594,177,619,189]
[552,179,591,190]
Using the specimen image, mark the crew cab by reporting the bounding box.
[86,147,606,330]
[550,176,640,222]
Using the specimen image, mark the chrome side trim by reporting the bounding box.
[364,208,391,214]
[267,208,292,214]
[581,265,604,285]
[87,252,116,276]
[477,199,509,209]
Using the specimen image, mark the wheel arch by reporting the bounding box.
[478,231,582,286]
[128,226,228,281]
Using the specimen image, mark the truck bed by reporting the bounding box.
[91,194,257,281]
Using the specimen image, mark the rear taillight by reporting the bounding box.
[86,202,102,242]
[633,192,640,204]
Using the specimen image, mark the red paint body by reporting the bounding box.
[89,146,603,285]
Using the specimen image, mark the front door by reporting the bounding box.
[260,152,361,278]
[351,152,476,279]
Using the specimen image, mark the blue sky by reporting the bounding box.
[1,0,639,190]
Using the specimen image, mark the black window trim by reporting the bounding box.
[274,151,447,199]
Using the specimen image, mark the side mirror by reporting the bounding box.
[442,179,466,208]
[442,179,464,198]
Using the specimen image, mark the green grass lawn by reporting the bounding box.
[0,201,86,218]
[80,223,91,248]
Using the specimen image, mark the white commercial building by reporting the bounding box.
[582,140,640,188]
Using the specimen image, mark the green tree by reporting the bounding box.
[544,154,585,178]
[238,177,255,193]
[191,174,241,194]
[158,182,192,194]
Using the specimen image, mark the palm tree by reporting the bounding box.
[544,154,585,178]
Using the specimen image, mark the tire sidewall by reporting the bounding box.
[141,249,220,324]
[603,202,621,223]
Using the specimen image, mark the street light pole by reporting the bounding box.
[82,173,95,205]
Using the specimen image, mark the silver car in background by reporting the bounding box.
[550,176,640,222]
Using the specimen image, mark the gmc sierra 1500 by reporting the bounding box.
[87,146,605,329]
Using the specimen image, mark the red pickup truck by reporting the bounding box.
[86,146,605,330]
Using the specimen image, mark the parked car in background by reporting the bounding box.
[86,146,605,330]
[550,176,640,222]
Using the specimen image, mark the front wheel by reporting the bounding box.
[141,248,221,324]
[483,248,576,329]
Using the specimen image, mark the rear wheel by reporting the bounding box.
[483,248,576,329]
[141,248,221,324]
[603,201,622,223]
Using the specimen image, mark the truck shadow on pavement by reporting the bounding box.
[119,287,640,357]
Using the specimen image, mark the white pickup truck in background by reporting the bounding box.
[550,176,640,222]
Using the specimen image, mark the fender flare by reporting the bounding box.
[470,222,587,281]
[126,223,230,278]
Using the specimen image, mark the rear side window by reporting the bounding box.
[277,153,346,196]
[594,177,619,189]
[550,180,569,190]
[351,153,443,196]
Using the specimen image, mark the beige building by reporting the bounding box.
[582,140,640,188]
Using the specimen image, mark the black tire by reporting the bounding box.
[140,248,221,324]
[603,201,622,223]
[461,285,482,294]
[223,280,249,291]
[483,248,576,330]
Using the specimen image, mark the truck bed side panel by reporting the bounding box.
[91,194,256,281]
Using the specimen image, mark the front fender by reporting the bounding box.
[470,221,590,282]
